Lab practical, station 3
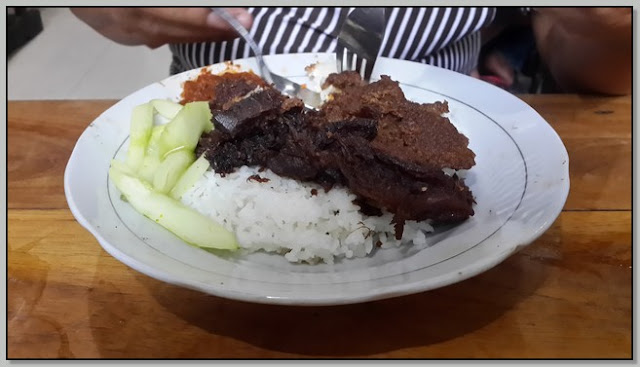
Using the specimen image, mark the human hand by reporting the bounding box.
[531,7,631,95]
[533,8,631,42]
[71,7,253,48]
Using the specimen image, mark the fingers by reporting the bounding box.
[484,52,514,86]
[533,8,631,41]
[138,8,250,47]
[207,8,253,30]
[72,7,254,48]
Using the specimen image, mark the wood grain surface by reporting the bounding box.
[7,96,632,359]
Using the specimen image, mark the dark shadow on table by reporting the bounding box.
[87,241,550,358]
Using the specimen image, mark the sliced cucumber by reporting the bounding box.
[110,159,135,176]
[170,155,210,200]
[153,149,195,194]
[126,103,154,170]
[109,165,237,250]
[151,99,183,120]
[146,125,166,156]
[139,156,162,184]
[139,125,166,183]
[158,101,213,157]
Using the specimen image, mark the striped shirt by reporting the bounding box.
[169,7,497,75]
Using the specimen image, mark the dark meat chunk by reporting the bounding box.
[197,87,306,173]
[314,125,473,238]
[195,71,476,236]
[322,74,475,170]
[247,174,270,183]
[322,71,366,90]
[211,88,285,137]
[334,145,474,238]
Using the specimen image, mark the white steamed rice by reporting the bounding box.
[180,165,434,264]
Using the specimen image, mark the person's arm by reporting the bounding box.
[71,8,253,48]
[531,8,631,95]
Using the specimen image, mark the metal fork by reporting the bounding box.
[212,8,322,109]
[335,8,387,82]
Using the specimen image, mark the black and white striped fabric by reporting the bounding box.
[169,7,497,75]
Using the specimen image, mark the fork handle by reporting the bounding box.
[211,8,274,84]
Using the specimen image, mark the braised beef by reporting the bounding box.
[195,71,476,238]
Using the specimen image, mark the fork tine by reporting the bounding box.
[363,58,375,82]
[337,39,374,81]
[336,45,345,73]
[346,50,356,71]
[340,46,352,73]
[345,48,352,72]
[344,49,351,70]
[354,56,365,79]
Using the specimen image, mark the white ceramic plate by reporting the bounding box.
[64,53,569,306]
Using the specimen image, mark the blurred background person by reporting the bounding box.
[64,7,630,96]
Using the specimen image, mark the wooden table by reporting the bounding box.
[8,96,632,359]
